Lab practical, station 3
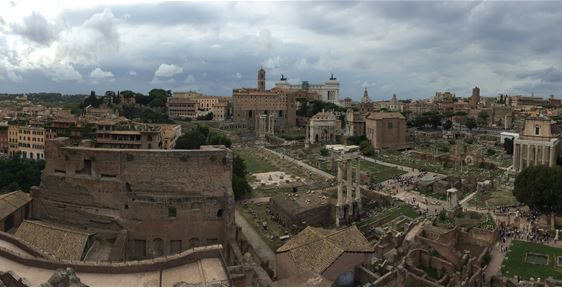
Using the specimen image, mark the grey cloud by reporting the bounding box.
[62,2,222,27]
[517,67,562,83]
[11,12,59,45]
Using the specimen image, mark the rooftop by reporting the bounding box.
[277,226,373,274]
[0,191,31,221]
[15,220,91,261]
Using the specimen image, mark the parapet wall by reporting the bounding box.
[0,232,45,258]
[0,238,223,275]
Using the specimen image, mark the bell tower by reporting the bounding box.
[257,67,266,92]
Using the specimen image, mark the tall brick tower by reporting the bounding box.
[258,67,266,92]
[470,86,480,108]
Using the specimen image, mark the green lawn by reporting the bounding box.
[468,189,519,208]
[234,148,278,173]
[501,240,562,280]
[360,159,406,183]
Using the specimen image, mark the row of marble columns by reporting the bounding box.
[336,157,362,227]
[255,114,275,138]
[513,142,555,172]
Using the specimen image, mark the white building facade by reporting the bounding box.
[275,74,340,105]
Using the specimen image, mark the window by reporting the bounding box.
[388,121,394,129]
[535,125,540,135]
[168,207,177,218]
[77,159,92,175]
[217,209,223,218]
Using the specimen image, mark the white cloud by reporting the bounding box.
[255,29,274,51]
[90,67,114,82]
[232,72,242,79]
[263,56,281,70]
[46,64,82,82]
[184,74,196,83]
[154,63,183,78]
[128,70,137,76]
[55,8,120,66]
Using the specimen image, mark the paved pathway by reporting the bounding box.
[234,209,276,272]
[242,197,271,204]
[261,147,334,180]
[484,238,512,283]
[361,156,419,173]
[459,191,477,206]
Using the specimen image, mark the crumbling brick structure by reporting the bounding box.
[31,137,235,260]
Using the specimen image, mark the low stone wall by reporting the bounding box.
[355,265,379,285]
[0,231,45,258]
[0,239,223,275]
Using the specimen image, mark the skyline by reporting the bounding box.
[1,1,562,100]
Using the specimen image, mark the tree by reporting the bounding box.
[443,120,453,130]
[477,111,489,127]
[319,147,329,156]
[503,138,514,155]
[175,129,207,149]
[359,140,375,156]
[196,112,214,121]
[513,166,562,214]
[232,155,251,200]
[464,117,477,130]
[174,124,232,149]
[82,93,100,108]
[0,156,45,193]
[105,90,116,102]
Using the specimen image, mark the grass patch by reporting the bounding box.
[468,189,519,208]
[234,148,278,173]
[360,159,405,183]
[501,240,562,280]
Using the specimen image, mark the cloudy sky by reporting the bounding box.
[1,1,562,100]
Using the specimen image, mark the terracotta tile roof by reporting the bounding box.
[0,191,31,220]
[277,226,373,274]
[15,220,91,261]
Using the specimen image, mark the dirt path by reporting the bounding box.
[234,209,276,272]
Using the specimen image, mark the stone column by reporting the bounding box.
[355,158,361,213]
[336,160,343,227]
[513,143,519,171]
[305,124,309,149]
[346,159,353,206]
[549,145,556,168]
[544,146,550,166]
[519,144,525,171]
[526,144,531,168]
[254,113,259,136]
